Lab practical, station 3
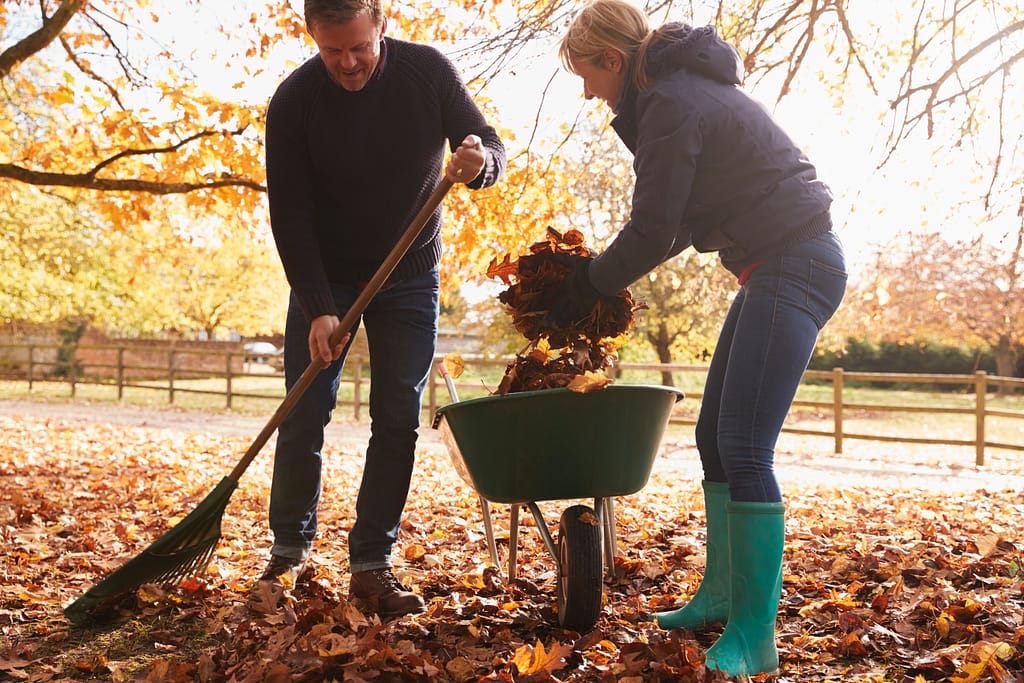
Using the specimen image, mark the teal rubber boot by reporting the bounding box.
[704,501,785,677]
[655,480,731,630]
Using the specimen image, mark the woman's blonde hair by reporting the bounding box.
[558,0,663,91]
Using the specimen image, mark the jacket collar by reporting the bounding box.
[610,60,639,153]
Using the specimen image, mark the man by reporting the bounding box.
[263,0,506,619]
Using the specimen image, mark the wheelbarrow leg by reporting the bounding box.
[509,504,520,581]
[526,502,559,561]
[596,497,617,579]
[478,496,499,567]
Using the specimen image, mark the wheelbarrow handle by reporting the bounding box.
[437,361,460,403]
[228,178,455,481]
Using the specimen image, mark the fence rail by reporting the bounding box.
[1,342,1022,466]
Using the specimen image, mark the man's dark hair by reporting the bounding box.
[304,0,383,28]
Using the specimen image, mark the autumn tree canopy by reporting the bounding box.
[830,228,1024,379]
[5,1,1019,239]
[2,1,1022,347]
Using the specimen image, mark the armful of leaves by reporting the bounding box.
[486,226,645,396]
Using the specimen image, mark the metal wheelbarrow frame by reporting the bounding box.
[432,370,683,632]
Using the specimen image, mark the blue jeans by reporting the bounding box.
[696,231,847,502]
[269,268,439,572]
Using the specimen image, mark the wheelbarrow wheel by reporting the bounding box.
[556,504,603,632]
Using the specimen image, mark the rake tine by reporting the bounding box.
[156,539,219,586]
[63,477,236,624]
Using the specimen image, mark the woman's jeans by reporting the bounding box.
[696,232,847,502]
[269,268,439,572]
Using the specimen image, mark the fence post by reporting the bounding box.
[975,371,987,466]
[28,344,35,391]
[832,367,844,454]
[352,356,363,420]
[168,348,176,405]
[117,347,125,400]
[225,351,234,409]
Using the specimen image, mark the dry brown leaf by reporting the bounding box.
[445,656,477,682]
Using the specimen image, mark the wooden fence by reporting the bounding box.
[1,342,1022,466]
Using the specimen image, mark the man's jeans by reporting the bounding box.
[269,268,439,572]
[696,231,848,502]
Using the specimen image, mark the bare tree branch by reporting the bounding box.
[0,0,86,78]
[80,4,149,86]
[86,128,249,176]
[890,18,1024,114]
[58,34,126,110]
[0,128,266,194]
[833,1,878,96]
[0,162,265,194]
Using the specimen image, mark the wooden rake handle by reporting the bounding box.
[228,177,455,481]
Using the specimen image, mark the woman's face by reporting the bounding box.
[570,50,626,110]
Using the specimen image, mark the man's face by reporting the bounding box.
[309,11,386,92]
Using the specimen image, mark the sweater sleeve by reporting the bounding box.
[589,88,699,295]
[265,71,336,321]
[437,55,506,190]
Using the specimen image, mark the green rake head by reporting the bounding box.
[64,477,238,625]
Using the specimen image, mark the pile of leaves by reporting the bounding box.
[3,413,1023,682]
[486,227,641,396]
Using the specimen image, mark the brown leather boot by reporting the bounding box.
[350,568,425,619]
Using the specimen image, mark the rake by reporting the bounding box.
[64,178,454,624]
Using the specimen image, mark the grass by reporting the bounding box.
[27,600,217,680]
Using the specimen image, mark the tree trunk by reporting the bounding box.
[653,322,675,387]
[992,334,1019,394]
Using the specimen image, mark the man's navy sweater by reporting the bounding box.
[266,37,506,321]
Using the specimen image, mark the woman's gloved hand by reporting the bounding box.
[544,255,602,327]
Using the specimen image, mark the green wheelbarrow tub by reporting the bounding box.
[433,384,683,504]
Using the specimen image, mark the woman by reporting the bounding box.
[556,0,848,676]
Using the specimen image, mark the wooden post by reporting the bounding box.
[28,344,34,391]
[117,347,125,400]
[975,371,986,466]
[225,351,234,409]
[833,367,844,454]
[168,348,176,405]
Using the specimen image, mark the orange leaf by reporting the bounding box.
[511,640,572,675]
[486,254,517,285]
[949,641,1003,683]
[567,371,613,393]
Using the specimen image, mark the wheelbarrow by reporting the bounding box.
[432,367,683,632]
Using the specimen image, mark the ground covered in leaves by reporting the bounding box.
[2,407,1023,682]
